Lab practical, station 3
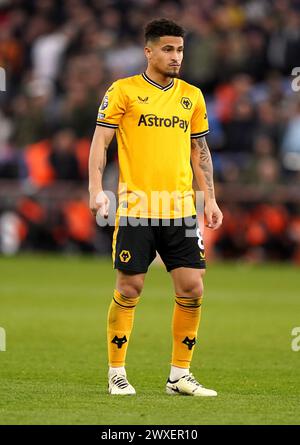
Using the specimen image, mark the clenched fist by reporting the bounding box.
[89,189,110,218]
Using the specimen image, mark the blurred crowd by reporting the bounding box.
[0,0,300,261]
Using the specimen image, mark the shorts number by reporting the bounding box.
[196,228,204,250]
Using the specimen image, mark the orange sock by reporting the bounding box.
[171,295,203,368]
[107,289,139,367]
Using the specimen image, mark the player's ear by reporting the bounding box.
[144,45,152,61]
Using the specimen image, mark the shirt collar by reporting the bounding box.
[142,72,174,91]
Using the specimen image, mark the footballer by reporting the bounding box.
[89,19,223,396]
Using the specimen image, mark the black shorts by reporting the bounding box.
[112,216,206,273]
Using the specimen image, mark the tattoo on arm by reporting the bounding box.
[191,136,215,199]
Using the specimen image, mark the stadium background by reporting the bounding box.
[1,0,300,261]
[0,0,300,425]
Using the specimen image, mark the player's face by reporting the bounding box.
[145,36,184,78]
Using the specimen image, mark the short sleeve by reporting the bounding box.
[190,89,209,138]
[96,81,127,129]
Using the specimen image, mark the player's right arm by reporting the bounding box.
[88,125,115,217]
[89,80,126,217]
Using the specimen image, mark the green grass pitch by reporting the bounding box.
[0,254,299,425]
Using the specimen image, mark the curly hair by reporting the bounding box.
[144,18,185,43]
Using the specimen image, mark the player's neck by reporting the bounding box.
[145,67,173,87]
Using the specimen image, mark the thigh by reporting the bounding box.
[157,216,206,272]
[112,216,156,273]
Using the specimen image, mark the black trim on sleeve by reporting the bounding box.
[96,121,118,129]
[190,129,209,138]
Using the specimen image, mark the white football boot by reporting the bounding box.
[108,372,136,395]
[166,373,217,397]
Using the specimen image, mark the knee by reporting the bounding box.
[176,280,204,299]
[117,277,144,299]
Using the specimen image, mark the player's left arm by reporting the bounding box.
[191,136,223,230]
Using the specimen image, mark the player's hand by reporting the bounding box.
[89,189,110,218]
[205,199,223,230]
